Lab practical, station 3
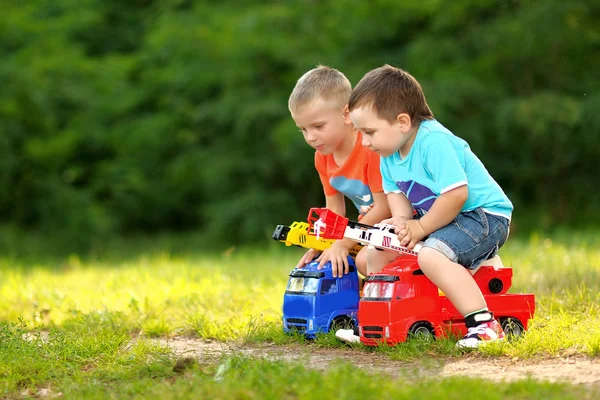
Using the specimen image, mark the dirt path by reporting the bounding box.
[152,337,600,386]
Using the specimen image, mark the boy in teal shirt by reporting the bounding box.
[339,65,512,347]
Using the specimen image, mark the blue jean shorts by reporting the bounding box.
[423,208,510,270]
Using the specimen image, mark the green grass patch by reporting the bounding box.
[0,231,599,397]
[0,318,174,396]
[2,322,598,400]
[2,233,599,356]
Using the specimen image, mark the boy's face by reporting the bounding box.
[350,106,409,158]
[291,99,352,155]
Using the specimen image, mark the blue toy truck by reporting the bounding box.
[273,222,362,337]
[282,256,360,337]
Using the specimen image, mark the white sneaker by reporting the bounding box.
[456,320,506,348]
[335,326,361,344]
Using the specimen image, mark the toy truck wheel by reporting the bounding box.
[408,321,435,340]
[330,316,354,331]
[499,317,524,337]
[488,278,504,294]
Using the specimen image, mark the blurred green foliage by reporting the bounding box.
[1,0,598,249]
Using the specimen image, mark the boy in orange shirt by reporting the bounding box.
[288,65,390,278]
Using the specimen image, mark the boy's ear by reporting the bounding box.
[396,113,412,132]
[343,104,352,125]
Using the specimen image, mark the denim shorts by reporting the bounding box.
[423,208,510,270]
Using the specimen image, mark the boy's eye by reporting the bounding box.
[364,130,374,135]
[315,125,324,129]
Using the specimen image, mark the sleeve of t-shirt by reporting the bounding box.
[380,157,401,194]
[314,152,338,196]
[365,150,384,193]
[422,135,468,193]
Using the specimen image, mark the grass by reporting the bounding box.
[2,321,598,399]
[0,230,599,397]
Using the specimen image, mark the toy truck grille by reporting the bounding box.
[286,318,308,331]
[362,325,386,339]
[362,326,383,332]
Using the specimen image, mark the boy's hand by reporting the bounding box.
[379,216,409,233]
[396,220,427,250]
[316,241,351,278]
[296,249,320,269]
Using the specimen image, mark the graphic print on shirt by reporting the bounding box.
[396,180,437,216]
[330,176,374,215]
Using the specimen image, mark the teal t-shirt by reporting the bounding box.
[380,119,513,219]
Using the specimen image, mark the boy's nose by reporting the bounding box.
[361,135,371,147]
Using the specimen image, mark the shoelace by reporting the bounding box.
[465,325,489,339]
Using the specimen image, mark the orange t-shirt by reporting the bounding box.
[315,132,383,216]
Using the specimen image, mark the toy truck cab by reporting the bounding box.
[359,255,434,342]
[282,257,360,338]
[359,256,536,346]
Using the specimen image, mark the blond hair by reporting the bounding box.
[348,65,434,125]
[288,65,352,112]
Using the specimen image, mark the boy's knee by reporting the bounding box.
[418,247,444,270]
[366,245,384,262]
[366,246,397,275]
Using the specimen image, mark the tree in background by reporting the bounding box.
[1,0,598,249]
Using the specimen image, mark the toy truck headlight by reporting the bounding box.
[358,325,363,336]
[385,326,390,338]
[308,319,314,331]
[362,282,395,301]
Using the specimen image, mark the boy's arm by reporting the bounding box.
[296,192,345,268]
[360,150,391,225]
[398,185,468,249]
[325,193,345,216]
[378,192,414,234]
[411,134,469,239]
[327,190,391,246]
[358,191,390,226]
[417,185,467,236]
[324,193,356,250]
[387,192,414,219]
[332,191,391,250]
[322,190,391,258]
[315,192,356,274]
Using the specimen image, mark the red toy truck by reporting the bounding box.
[307,208,535,346]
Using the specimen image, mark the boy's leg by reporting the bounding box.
[420,209,509,348]
[418,248,486,314]
[366,245,398,275]
[418,249,504,348]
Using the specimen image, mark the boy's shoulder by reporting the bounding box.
[417,119,467,149]
[315,134,377,169]
[419,119,454,140]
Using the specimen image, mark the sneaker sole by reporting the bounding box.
[456,337,505,348]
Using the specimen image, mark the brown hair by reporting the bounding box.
[348,65,434,125]
[288,65,352,112]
